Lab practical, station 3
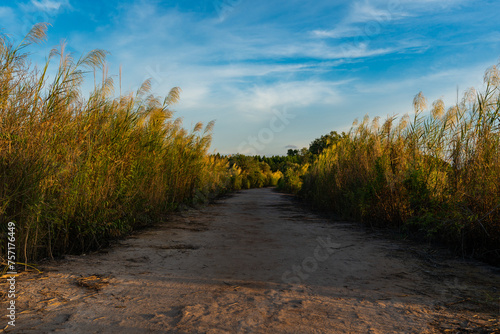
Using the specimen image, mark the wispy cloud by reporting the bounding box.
[31,0,70,12]
[313,42,411,59]
[348,1,407,24]
[312,26,363,39]
[352,62,489,110]
[228,80,346,121]
[312,0,468,41]
[397,0,468,9]
[312,0,409,40]
[213,0,244,23]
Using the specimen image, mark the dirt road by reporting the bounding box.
[2,188,499,333]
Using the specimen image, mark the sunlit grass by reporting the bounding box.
[301,63,500,264]
[0,24,231,262]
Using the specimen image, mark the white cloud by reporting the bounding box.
[312,26,363,39]
[230,80,345,121]
[148,63,349,120]
[349,1,401,24]
[251,41,406,61]
[313,0,410,40]
[288,41,423,60]
[31,0,69,12]
[351,61,490,118]
[312,0,467,42]
[323,42,401,59]
[397,0,467,8]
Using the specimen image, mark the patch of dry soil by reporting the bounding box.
[1,188,499,333]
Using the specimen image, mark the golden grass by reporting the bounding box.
[301,63,500,264]
[0,24,231,263]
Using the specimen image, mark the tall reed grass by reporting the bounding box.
[301,63,500,264]
[0,24,231,263]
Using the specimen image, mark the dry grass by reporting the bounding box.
[0,24,231,263]
[301,63,500,265]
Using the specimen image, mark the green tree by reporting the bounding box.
[309,131,346,155]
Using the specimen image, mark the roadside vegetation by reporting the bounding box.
[278,63,500,265]
[0,25,278,264]
[226,154,283,190]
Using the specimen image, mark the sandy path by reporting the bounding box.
[1,188,499,333]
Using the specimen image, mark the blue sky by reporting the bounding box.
[2,0,500,155]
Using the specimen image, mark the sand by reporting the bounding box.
[1,188,499,333]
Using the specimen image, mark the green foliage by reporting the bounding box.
[227,154,282,190]
[277,162,309,194]
[259,155,300,171]
[308,131,346,155]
